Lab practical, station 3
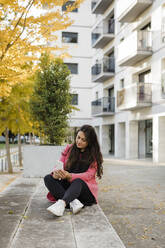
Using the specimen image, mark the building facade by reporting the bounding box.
[55,1,95,137]
[91,0,165,163]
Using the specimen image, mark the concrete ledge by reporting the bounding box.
[23,145,65,177]
[0,176,40,248]
[1,177,126,248]
[71,204,126,248]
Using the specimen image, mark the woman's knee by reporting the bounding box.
[44,174,52,184]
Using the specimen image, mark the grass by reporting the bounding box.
[0,144,18,150]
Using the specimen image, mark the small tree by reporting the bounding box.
[30,53,72,144]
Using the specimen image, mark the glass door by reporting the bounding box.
[109,124,115,154]
[145,119,152,157]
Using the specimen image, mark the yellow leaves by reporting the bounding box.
[154,202,165,210]
[0,78,34,135]
[22,215,28,219]
[0,84,12,98]
[135,225,153,241]
[61,0,84,11]
[56,219,65,223]
[100,185,113,192]
[140,235,150,240]
[8,210,14,214]
[159,209,165,214]
[127,242,135,246]
[100,184,126,193]
[155,219,161,224]
[0,0,84,97]
[153,201,165,215]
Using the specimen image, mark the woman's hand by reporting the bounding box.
[52,170,61,180]
[56,169,72,181]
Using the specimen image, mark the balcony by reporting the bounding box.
[91,97,115,116]
[92,56,115,82]
[118,30,152,66]
[92,19,114,49]
[91,0,114,14]
[117,0,153,23]
[117,83,152,111]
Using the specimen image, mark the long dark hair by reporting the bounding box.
[66,125,103,179]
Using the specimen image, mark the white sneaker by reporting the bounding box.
[70,199,84,214]
[47,200,66,216]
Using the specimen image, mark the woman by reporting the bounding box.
[44,125,103,217]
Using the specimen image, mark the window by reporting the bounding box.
[108,87,114,98]
[62,32,78,43]
[71,94,78,105]
[108,16,115,34]
[120,78,124,89]
[65,63,78,74]
[62,1,78,12]
[120,37,124,42]
[138,70,151,83]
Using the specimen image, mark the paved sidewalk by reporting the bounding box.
[1,157,164,248]
[98,160,165,248]
[0,170,21,193]
[103,156,165,166]
[0,175,126,248]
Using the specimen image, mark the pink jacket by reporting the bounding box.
[47,144,98,203]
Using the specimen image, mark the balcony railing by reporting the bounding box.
[91,0,114,14]
[118,30,152,66]
[117,83,152,110]
[117,0,153,23]
[91,97,115,116]
[137,31,152,50]
[92,56,115,82]
[92,19,115,48]
[161,71,165,96]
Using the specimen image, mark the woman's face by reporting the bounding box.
[76,131,88,151]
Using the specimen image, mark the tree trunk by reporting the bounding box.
[32,132,35,144]
[5,128,13,173]
[29,132,32,144]
[18,133,23,167]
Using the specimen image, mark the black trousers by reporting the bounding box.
[44,174,96,206]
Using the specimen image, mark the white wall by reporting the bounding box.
[70,87,92,119]
[23,146,65,177]
[126,121,138,159]
[100,125,110,154]
[115,122,126,158]
[153,115,165,162]
[56,0,95,127]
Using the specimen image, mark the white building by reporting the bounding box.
[55,1,95,137]
[91,0,165,163]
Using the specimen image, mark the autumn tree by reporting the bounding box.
[0,80,34,173]
[0,0,83,97]
[30,53,72,144]
[0,0,83,172]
